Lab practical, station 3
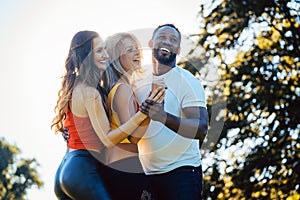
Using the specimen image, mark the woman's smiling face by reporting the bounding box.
[120,37,141,72]
[93,37,109,70]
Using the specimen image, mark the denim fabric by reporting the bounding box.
[148,165,203,200]
[101,156,153,200]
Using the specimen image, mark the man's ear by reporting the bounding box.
[148,39,153,48]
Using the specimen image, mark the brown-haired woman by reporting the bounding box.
[51,30,165,199]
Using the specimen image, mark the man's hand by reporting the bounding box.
[140,99,167,123]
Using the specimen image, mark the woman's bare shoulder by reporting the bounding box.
[78,84,100,99]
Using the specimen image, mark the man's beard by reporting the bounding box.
[153,47,177,65]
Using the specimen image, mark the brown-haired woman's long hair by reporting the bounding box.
[51,31,109,134]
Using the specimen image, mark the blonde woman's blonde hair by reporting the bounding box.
[102,32,143,92]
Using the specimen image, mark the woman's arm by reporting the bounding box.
[84,86,165,148]
[112,84,150,144]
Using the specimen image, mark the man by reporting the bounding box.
[137,24,209,200]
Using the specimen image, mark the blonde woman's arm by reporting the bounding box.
[112,84,150,144]
[130,86,166,143]
[84,86,164,148]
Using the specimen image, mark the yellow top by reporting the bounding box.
[108,83,139,143]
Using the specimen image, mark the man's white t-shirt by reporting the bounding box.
[134,66,206,175]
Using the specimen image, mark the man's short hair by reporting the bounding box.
[152,23,181,41]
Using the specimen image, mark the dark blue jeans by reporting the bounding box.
[101,156,152,200]
[148,165,203,200]
[54,150,111,200]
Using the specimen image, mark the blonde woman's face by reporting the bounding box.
[120,38,141,72]
[93,37,109,70]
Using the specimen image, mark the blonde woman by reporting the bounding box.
[101,32,157,200]
[52,31,164,199]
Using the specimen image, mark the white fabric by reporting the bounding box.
[134,66,206,175]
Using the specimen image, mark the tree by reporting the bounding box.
[185,0,300,199]
[0,137,44,200]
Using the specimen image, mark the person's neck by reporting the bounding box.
[152,59,176,76]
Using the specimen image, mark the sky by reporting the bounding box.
[0,0,204,199]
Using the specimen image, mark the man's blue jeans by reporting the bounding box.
[148,165,203,200]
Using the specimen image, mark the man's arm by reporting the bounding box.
[140,100,208,140]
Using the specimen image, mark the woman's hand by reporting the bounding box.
[147,86,166,103]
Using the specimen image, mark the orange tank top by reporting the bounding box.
[64,108,104,152]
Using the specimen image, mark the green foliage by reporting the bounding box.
[186,0,300,199]
[0,138,44,200]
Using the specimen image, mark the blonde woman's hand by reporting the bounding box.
[147,86,166,103]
